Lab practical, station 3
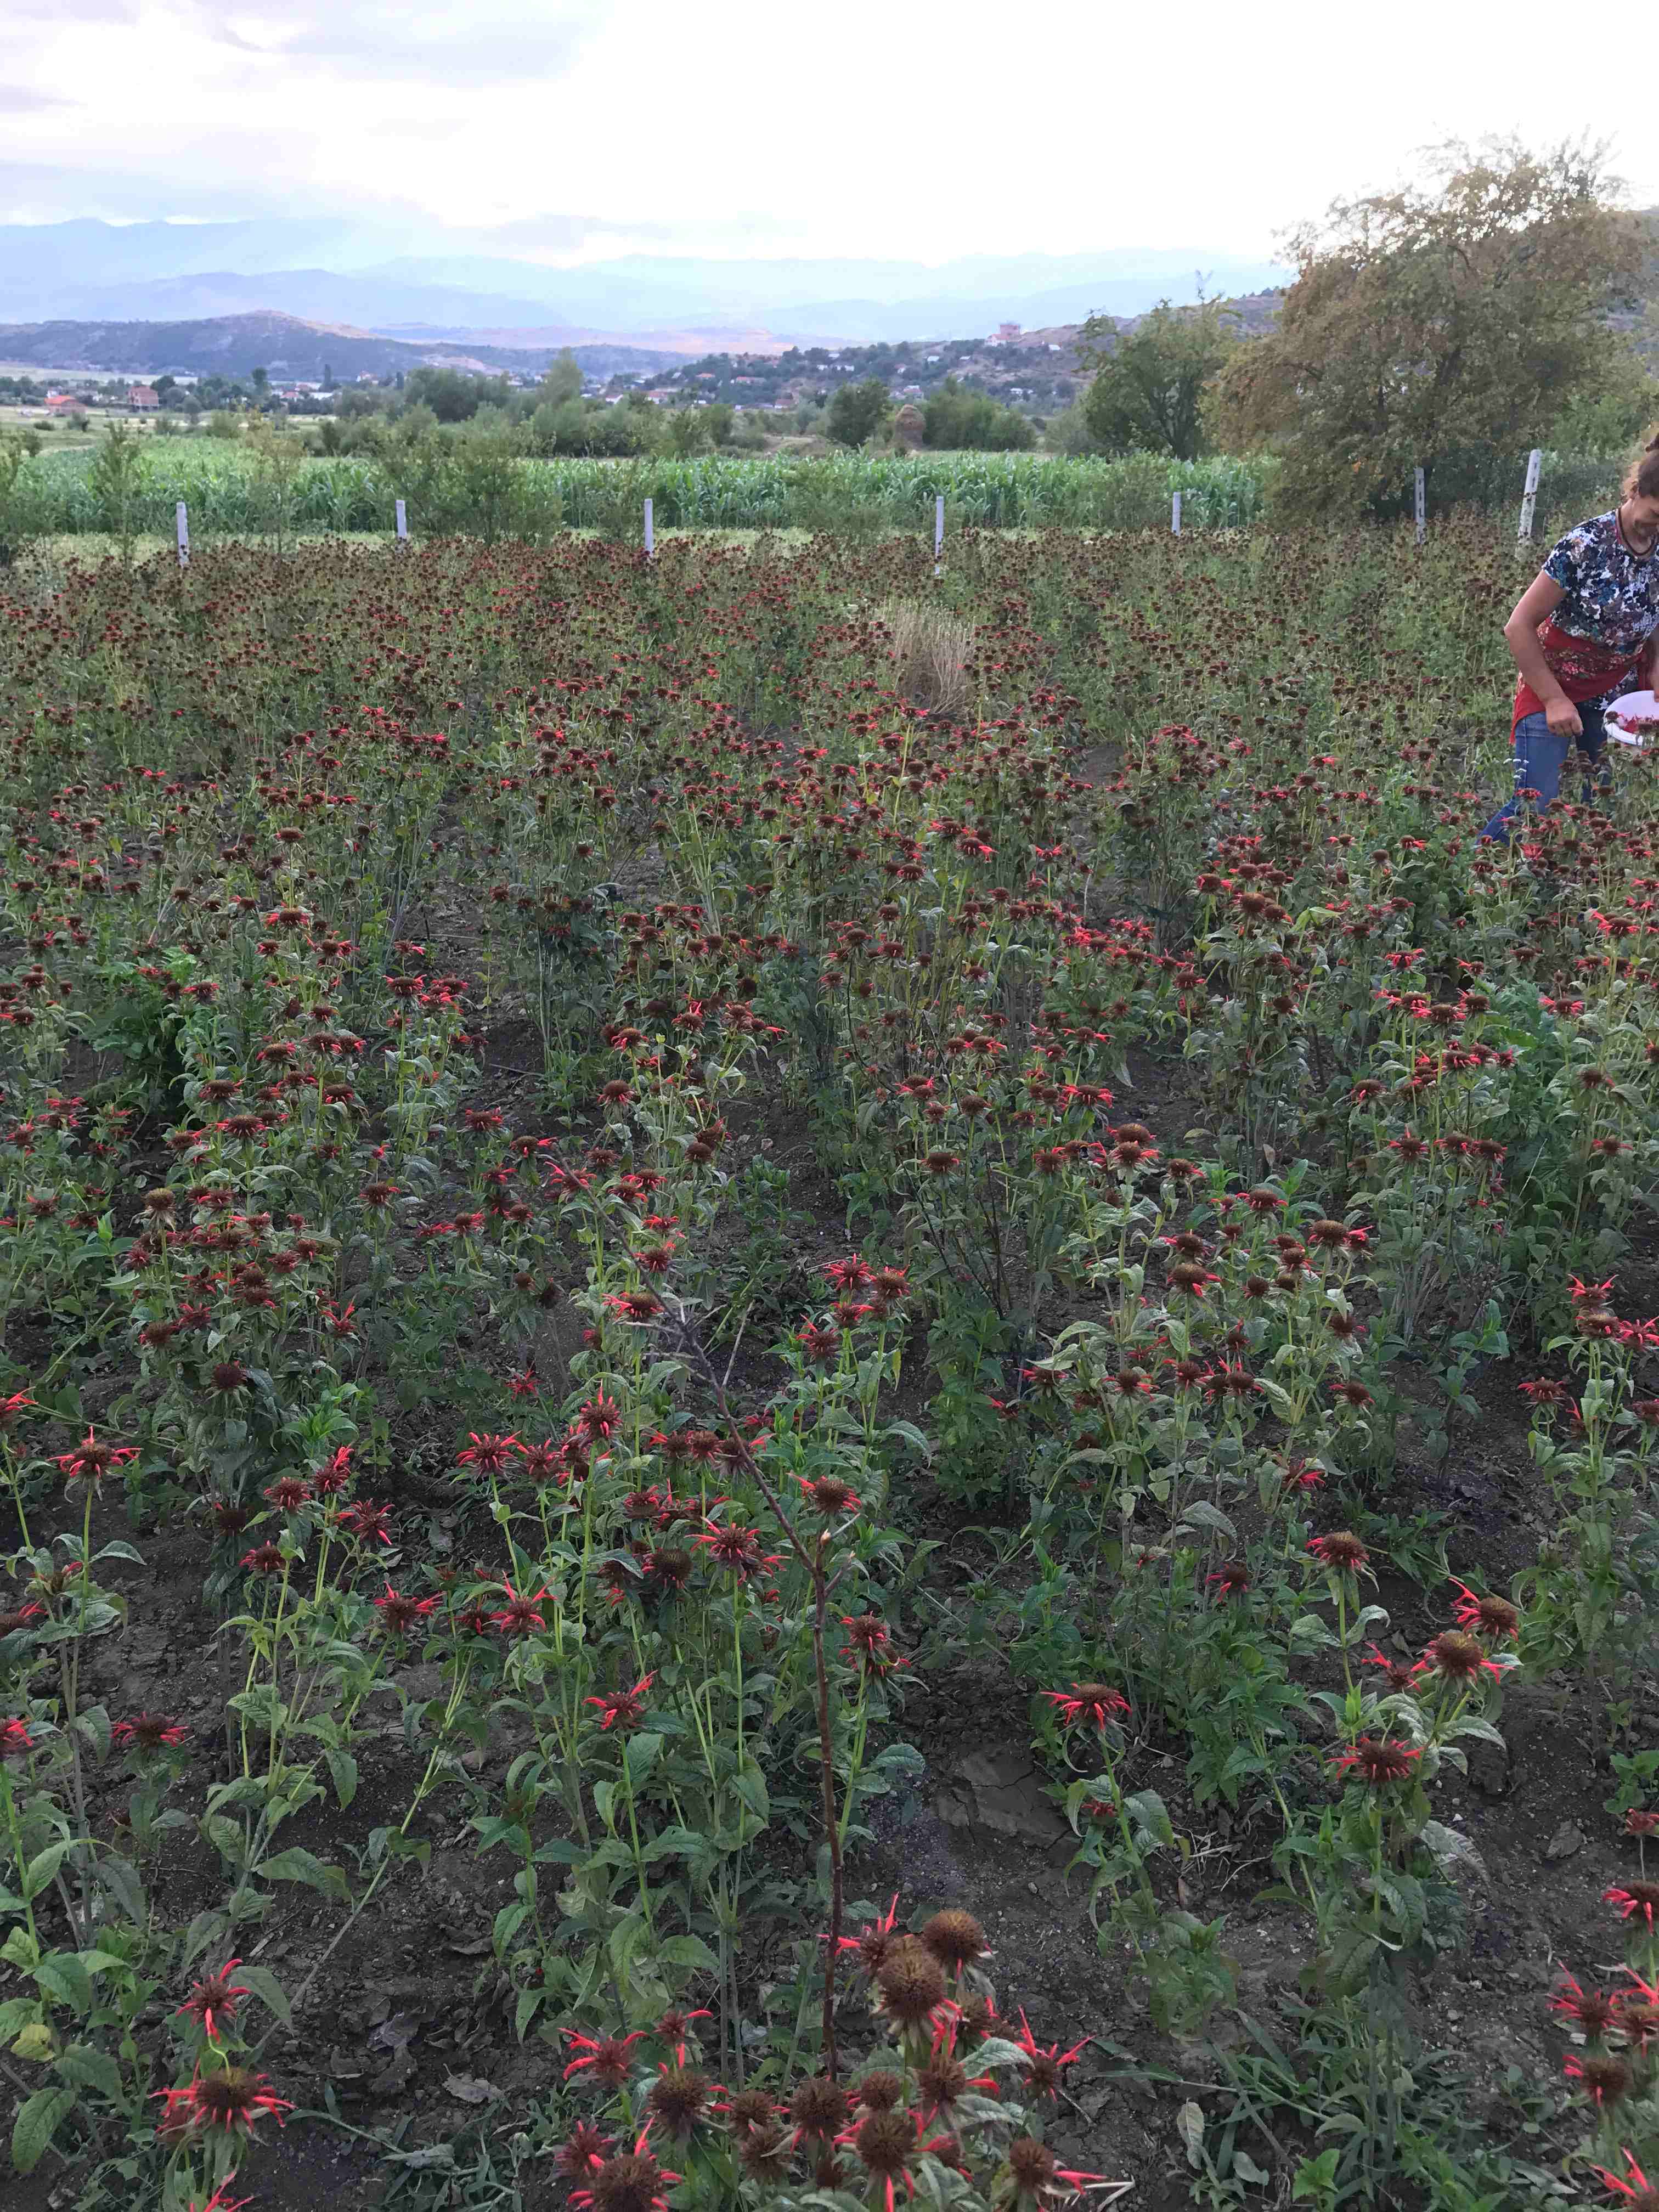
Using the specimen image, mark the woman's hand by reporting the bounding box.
[1545,695,1583,738]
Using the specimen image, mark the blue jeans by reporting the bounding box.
[1482,703,1608,841]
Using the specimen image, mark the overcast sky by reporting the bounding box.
[2,0,1649,263]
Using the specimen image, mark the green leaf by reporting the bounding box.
[733,1759,769,1824]
[54,2044,124,2100]
[97,1856,146,1928]
[34,1952,92,2014]
[1124,1789,1176,1851]
[12,2084,74,2174]
[255,1848,350,1903]
[181,1908,230,1973]
[656,1933,719,1974]
[493,1899,531,1955]
[236,1961,291,2027]
[1322,1925,1379,1996]
[201,1813,249,1871]
[22,1843,75,1904]
[623,1732,662,1785]
[325,1748,358,1809]
[0,1999,37,2042]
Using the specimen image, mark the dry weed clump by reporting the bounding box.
[882,596,974,716]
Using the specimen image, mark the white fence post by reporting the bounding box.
[394,498,407,543]
[933,493,944,578]
[1171,490,1182,537]
[175,501,189,568]
[643,496,654,558]
[1518,449,1542,543]
[1414,467,1425,545]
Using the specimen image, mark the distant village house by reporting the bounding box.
[127,386,160,410]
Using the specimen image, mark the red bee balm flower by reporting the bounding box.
[998,2134,1118,2208]
[569,2129,680,2212]
[586,1673,656,1731]
[177,1960,251,2042]
[153,2067,291,2138]
[455,1432,520,1474]
[1012,2009,1090,2100]
[372,1585,439,1637]
[1595,2149,1659,2206]
[1043,1683,1130,1732]
[1331,1736,1421,1788]
[1566,2052,1632,2108]
[1607,1882,1659,1930]
[114,1712,188,1753]
[1450,1582,1521,1645]
[554,2120,612,2180]
[1550,1973,1618,2034]
[1307,1531,1370,1575]
[563,2029,646,2086]
[54,1429,137,1493]
[490,1580,551,1637]
[0,1718,36,1760]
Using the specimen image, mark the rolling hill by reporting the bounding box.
[0,311,677,381]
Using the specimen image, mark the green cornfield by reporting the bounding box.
[11,443,1272,538]
[9,437,1626,540]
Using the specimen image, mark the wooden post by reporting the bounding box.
[1414,467,1425,545]
[933,493,944,578]
[394,498,407,543]
[644,496,654,558]
[1171,490,1182,537]
[175,500,189,568]
[1519,449,1542,543]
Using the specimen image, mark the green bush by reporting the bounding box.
[922,378,1035,452]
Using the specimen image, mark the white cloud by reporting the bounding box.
[0,0,1653,261]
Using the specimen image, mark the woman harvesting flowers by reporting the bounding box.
[1483,435,1659,839]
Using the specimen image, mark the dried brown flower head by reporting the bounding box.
[918,1909,989,1971]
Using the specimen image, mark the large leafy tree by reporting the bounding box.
[1078,297,1239,460]
[1211,139,1641,513]
[825,377,891,449]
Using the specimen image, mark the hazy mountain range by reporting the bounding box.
[0,218,1287,348]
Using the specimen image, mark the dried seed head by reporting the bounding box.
[1008,2136,1057,2190]
[724,2088,776,2132]
[788,2075,847,2138]
[851,2108,915,2177]
[1572,2053,1630,2107]
[918,1909,988,1971]
[874,1943,948,2025]
[855,2068,906,2113]
[590,2149,674,2212]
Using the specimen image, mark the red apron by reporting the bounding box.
[1514,618,1644,739]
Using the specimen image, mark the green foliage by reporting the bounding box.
[825,375,892,449]
[1079,296,1240,459]
[1213,136,1640,514]
[921,376,1035,451]
[534,349,585,407]
[404,366,514,423]
[86,423,143,565]
[0,436,34,567]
